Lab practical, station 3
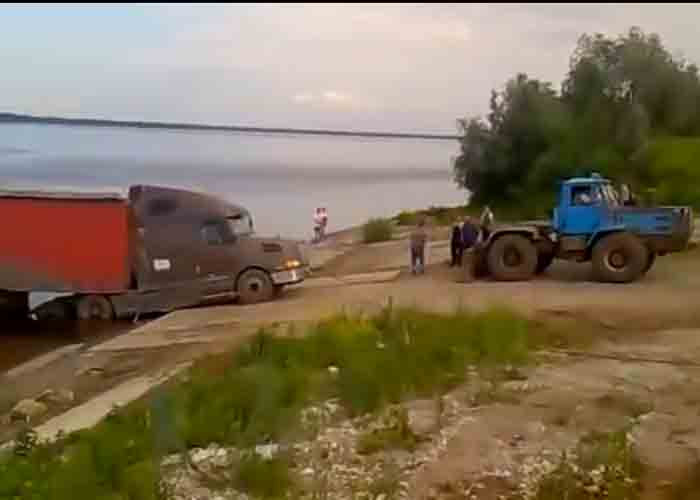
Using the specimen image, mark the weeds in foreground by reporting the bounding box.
[357,407,419,455]
[234,454,293,499]
[0,306,545,500]
[529,429,642,500]
[367,461,403,500]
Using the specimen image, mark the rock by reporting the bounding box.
[301,467,315,476]
[37,389,75,406]
[254,443,279,460]
[190,446,219,464]
[328,365,339,376]
[105,358,144,378]
[77,367,104,377]
[375,494,387,500]
[161,454,183,467]
[404,399,440,437]
[503,365,528,381]
[11,399,48,422]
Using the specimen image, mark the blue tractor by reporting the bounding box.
[477,174,694,283]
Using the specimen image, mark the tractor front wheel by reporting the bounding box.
[487,234,538,281]
[592,233,647,283]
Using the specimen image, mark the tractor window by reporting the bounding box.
[571,185,606,206]
[571,186,593,206]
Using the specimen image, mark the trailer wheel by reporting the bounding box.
[592,233,647,283]
[34,299,73,322]
[487,234,538,281]
[535,252,555,275]
[77,295,114,321]
[237,269,275,304]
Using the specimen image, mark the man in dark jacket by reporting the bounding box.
[450,223,462,267]
[461,216,479,251]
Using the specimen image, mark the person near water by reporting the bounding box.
[409,218,428,275]
[450,221,463,267]
[313,208,324,243]
[320,207,328,239]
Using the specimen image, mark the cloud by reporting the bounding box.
[321,91,350,103]
[292,90,360,109]
[7,3,700,132]
[292,93,314,104]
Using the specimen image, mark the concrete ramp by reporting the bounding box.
[33,363,190,443]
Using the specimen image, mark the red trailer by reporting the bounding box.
[0,190,133,293]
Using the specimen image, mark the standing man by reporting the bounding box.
[320,207,328,239]
[450,221,463,267]
[479,206,494,242]
[461,216,479,253]
[313,208,323,243]
[409,218,428,275]
[459,216,480,282]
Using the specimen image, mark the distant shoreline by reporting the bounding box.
[0,113,460,141]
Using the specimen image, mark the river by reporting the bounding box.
[0,123,465,240]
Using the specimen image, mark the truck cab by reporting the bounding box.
[115,185,306,316]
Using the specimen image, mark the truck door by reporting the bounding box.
[560,184,604,235]
[196,219,241,298]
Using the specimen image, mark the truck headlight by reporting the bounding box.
[284,259,301,269]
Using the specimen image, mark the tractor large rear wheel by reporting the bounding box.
[487,234,538,281]
[592,233,647,283]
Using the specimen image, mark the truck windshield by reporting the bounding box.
[226,214,254,236]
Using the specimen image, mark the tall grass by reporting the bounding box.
[0,306,544,500]
[362,218,394,243]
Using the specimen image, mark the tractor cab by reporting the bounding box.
[553,173,620,236]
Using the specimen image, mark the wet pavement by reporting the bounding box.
[0,318,144,374]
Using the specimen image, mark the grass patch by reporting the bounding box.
[529,429,642,500]
[362,217,394,243]
[395,210,421,226]
[234,454,293,498]
[0,305,554,500]
[595,392,654,418]
[357,407,419,455]
[367,462,402,499]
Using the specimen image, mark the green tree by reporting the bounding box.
[454,27,700,209]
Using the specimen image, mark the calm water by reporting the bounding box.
[0,123,465,240]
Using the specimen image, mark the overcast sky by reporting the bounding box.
[2,3,700,133]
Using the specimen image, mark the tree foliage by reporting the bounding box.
[454,27,700,210]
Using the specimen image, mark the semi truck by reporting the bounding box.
[473,174,693,283]
[0,185,306,321]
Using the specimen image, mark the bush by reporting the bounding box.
[395,210,420,226]
[362,218,394,243]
